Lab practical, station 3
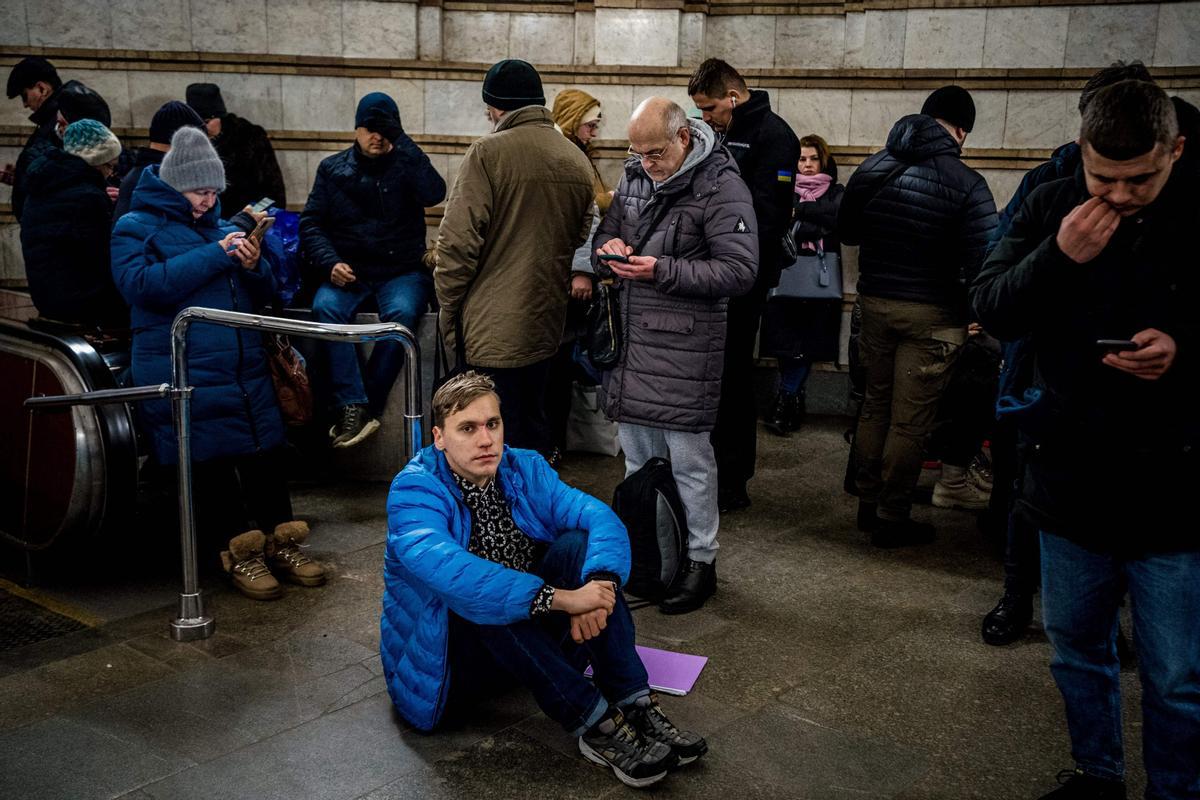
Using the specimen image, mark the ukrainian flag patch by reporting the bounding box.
[777,170,793,183]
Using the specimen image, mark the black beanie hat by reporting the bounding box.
[57,80,112,128]
[6,56,61,99]
[921,85,976,133]
[355,92,399,128]
[482,60,545,112]
[186,83,227,120]
[149,100,205,145]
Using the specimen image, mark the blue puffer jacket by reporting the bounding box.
[111,165,286,465]
[381,445,630,731]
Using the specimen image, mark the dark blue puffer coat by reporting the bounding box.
[381,445,631,731]
[111,165,285,465]
[839,114,997,319]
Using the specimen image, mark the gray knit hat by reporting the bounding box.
[62,119,121,167]
[160,126,225,193]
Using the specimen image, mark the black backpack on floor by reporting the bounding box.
[612,457,689,601]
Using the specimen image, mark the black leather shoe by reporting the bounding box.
[870,517,936,548]
[1038,769,1127,799]
[659,560,716,615]
[856,501,879,532]
[981,590,1033,646]
[765,392,795,437]
[718,487,751,513]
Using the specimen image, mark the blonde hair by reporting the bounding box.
[432,371,498,427]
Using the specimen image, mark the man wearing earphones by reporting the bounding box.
[689,59,800,514]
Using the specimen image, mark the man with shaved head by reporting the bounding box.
[593,97,758,614]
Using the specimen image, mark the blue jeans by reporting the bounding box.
[448,531,650,736]
[1040,532,1200,798]
[779,357,812,395]
[312,271,431,414]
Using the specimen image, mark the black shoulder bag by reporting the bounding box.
[585,194,682,370]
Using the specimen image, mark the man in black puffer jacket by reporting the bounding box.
[186,83,287,214]
[689,59,800,512]
[839,85,997,547]
[5,57,62,222]
[20,119,127,329]
[302,92,446,448]
[972,79,1199,800]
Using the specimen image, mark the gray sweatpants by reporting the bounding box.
[618,423,720,564]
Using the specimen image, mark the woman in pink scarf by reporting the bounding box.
[762,134,846,435]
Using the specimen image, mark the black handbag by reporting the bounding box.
[585,194,681,370]
[432,311,467,397]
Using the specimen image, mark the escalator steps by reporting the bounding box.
[0,589,88,652]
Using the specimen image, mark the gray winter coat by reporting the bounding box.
[593,121,758,431]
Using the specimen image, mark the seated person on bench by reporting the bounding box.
[380,371,706,788]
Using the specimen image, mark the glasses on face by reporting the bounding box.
[581,121,601,133]
[628,140,674,163]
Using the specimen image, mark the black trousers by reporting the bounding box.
[988,416,1040,594]
[190,446,294,545]
[472,357,554,456]
[712,284,770,494]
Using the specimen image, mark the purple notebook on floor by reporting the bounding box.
[585,645,708,696]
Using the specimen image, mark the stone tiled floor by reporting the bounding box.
[0,421,1147,799]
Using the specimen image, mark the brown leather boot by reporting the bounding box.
[267,521,326,587]
[220,530,282,600]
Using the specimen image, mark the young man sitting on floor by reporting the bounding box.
[380,371,707,788]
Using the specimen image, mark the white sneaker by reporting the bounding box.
[932,479,991,511]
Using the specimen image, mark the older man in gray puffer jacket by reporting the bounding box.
[594,97,757,615]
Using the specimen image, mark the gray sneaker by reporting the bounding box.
[626,694,708,765]
[578,708,676,788]
[329,404,379,449]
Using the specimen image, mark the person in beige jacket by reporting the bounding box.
[435,60,595,456]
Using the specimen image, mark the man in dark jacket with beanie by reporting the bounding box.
[972,79,1199,800]
[114,101,205,222]
[435,60,594,458]
[689,59,800,512]
[303,92,446,448]
[5,56,63,222]
[186,82,286,213]
[840,85,997,547]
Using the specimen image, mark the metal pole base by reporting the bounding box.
[170,615,215,641]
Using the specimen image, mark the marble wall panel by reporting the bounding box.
[848,90,926,147]
[127,70,207,129]
[353,78,425,134]
[574,11,595,66]
[418,5,442,60]
[679,12,705,68]
[510,13,575,66]
[424,80,491,138]
[113,0,192,51]
[281,75,356,132]
[0,147,18,204]
[69,69,133,129]
[27,0,112,49]
[982,6,1069,69]
[704,15,776,69]
[1,224,24,283]
[777,89,853,147]
[443,11,509,64]
[426,152,451,192]
[193,0,268,54]
[775,16,845,70]
[977,168,1022,210]
[967,90,1008,150]
[0,96,31,127]
[342,1,418,60]
[596,158,624,191]
[276,150,310,208]
[903,9,987,69]
[594,9,680,67]
[267,0,342,57]
[1002,91,1073,150]
[0,0,29,46]
[1154,3,1200,67]
[845,10,905,69]
[216,73,285,131]
[1064,5,1159,68]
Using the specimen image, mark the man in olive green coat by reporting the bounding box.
[435,59,595,456]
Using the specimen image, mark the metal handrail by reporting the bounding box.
[25,307,422,642]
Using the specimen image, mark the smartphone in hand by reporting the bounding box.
[250,197,275,213]
[1096,338,1139,353]
[598,253,631,264]
[248,215,275,244]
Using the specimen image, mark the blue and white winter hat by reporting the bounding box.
[62,118,122,167]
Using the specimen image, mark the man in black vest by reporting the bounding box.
[689,59,800,513]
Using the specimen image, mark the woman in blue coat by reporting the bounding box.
[111,127,324,600]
